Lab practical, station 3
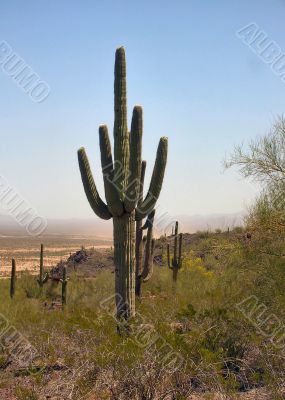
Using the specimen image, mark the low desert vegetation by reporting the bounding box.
[0,223,285,398]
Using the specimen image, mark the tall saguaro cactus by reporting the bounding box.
[37,244,49,288]
[78,47,168,320]
[167,221,183,282]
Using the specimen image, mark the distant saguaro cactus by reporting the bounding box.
[10,259,16,298]
[78,47,168,320]
[37,244,49,288]
[167,221,183,282]
[60,266,68,305]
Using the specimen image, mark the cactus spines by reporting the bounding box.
[78,47,168,320]
[167,222,183,282]
[135,138,167,221]
[10,259,16,298]
[60,266,68,305]
[78,148,112,220]
[37,244,49,287]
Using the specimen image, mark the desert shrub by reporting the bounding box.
[20,274,42,299]
[196,230,210,239]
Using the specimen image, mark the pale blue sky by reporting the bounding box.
[0,0,284,219]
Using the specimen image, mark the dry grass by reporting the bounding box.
[0,231,283,399]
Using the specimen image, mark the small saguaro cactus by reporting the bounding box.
[37,244,49,288]
[60,266,68,305]
[135,209,155,297]
[10,259,16,298]
[167,221,183,282]
[78,47,168,320]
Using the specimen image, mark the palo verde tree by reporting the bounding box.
[225,116,285,233]
[78,47,168,320]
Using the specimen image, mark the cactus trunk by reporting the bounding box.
[173,266,178,283]
[114,212,136,319]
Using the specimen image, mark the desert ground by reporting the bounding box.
[0,235,112,277]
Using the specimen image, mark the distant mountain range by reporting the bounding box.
[175,212,245,234]
[0,212,244,238]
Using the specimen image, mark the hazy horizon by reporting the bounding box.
[0,211,245,238]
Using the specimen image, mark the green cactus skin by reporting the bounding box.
[167,221,183,282]
[10,259,16,299]
[135,209,155,297]
[60,266,68,305]
[135,161,146,297]
[142,237,155,283]
[78,47,168,320]
[37,244,49,288]
[141,210,155,282]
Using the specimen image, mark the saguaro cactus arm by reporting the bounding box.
[124,106,142,212]
[99,125,123,216]
[138,161,146,205]
[173,221,178,266]
[78,147,112,220]
[142,238,155,282]
[135,160,146,297]
[141,210,155,281]
[135,161,146,274]
[136,137,168,220]
[178,232,183,268]
[141,209,154,230]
